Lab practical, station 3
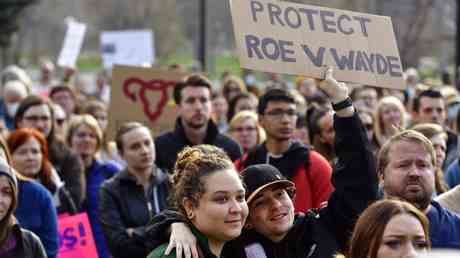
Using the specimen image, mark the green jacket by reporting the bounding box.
[147,226,221,258]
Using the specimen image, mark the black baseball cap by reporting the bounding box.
[241,164,295,204]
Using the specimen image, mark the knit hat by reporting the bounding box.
[0,159,17,191]
[241,164,295,204]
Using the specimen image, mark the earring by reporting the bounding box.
[187,211,194,219]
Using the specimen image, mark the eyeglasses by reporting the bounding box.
[23,115,51,122]
[264,109,297,120]
[231,126,257,133]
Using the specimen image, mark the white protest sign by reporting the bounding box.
[100,30,155,69]
[57,20,86,67]
[230,0,405,89]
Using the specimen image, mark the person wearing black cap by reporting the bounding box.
[0,160,47,258]
[145,67,378,258]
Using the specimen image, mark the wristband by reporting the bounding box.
[332,97,352,111]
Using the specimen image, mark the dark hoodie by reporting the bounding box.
[0,162,47,258]
[98,166,170,258]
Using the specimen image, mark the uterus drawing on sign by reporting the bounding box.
[122,77,176,123]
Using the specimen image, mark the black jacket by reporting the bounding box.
[155,118,242,173]
[48,137,85,211]
[98,167,170,258]
[2,225,47,258]
[146,112,378,258]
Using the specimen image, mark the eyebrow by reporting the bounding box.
[213,189,245,195]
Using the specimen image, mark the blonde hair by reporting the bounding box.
[374,96,407,146]
[377,129,436,175]
[66,114,103,152]
[229,110,266,144]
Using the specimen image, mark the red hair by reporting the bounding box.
[7,128,56,193]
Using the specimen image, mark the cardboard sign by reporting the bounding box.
[57,213,98,258]
[230,0,405,89]
[57,20,86,68]
[100,30,155,69]
[107,65,187,140]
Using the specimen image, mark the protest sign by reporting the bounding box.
[57,20,86,68]
[229,0,405,89]
[58,213,98,258]
[107,65,187,139]
[100,30,155,69]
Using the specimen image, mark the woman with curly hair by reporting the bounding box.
[148,145,248,258]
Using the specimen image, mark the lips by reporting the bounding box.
[270,213,288,222]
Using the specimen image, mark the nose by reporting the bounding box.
[407,163,422,177]
[229,198,243,213]
[270,197,283,210]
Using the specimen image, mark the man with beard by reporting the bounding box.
[235,88,333,212]
[155,74,241,173]
[379,129,460,248]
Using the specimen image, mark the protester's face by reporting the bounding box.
[235,97,257,114]
[11,137,43,178]
[92,109,108,131]
[230,118,258,152]
[376,214,428,258]
[318,112,335,146]
[381,104,402,131]
[259,101,297,142]
[188,169,248,242]
[359,89,378,110]
[247,185,295,242]
[212,96,228,121]
[430,134,446,170]
[383,140,434,211]
[120,127,154,173]
[178,86,211,130]
[416,97,446,125]
[18,104,52,137]
[224,82,242,101]
[0,175,13,221]
[71,124,98,158]
[51,90,76,116]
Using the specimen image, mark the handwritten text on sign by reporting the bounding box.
[58,213,98,258]
[230,0,405,89]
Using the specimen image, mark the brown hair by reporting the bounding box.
[114,122,148,155]
[170,145,237,218]
[348,199,430,258]
[173,74,213,104]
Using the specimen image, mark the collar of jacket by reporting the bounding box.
[118,166,168,186]
[243,140,310,179]
[190,225,224,258]
[174,117,219,145]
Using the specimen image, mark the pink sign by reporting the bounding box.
[58,213,98,258]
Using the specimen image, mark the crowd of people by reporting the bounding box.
[0,55,459,258]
